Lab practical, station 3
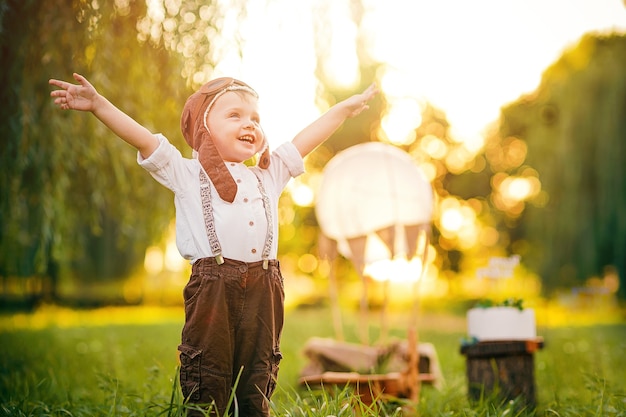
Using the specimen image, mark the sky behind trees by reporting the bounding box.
[202,0,626,149]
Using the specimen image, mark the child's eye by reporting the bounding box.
[229,112,240,118]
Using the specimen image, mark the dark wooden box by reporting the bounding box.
[460,339,543,408]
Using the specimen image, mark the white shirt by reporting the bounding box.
[138,134,305,263]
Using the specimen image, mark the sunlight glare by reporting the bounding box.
[144,246,163,275]
[381,98,422,146]
[420,134,448,159]
[445,147,471,174]
[365,257,424,283]
[499,175,541,205]
[506,177,533,200]
[322,3,360,88]
[438,197,478,246]
[291,183,315,207]
[221,0,320,150]
[165,240,185,272]
[441,208,464,233]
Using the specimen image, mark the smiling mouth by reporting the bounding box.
[239,135,255,144]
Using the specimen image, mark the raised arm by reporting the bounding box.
[292,83,378,157]
[49,73,159,158]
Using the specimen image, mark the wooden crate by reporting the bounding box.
[298,338,442,404]
[299,371,436,404]
[460,338,543,408]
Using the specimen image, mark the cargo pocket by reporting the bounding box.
[178,344,202,402]
[265,347,283,399]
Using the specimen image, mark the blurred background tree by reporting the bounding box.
[496,34,626,298]
[0,0,245,305]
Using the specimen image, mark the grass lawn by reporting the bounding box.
[1,305,625,416]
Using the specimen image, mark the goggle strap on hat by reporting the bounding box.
[202,84,259,132]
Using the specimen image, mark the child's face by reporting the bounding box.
[206,91,264,163]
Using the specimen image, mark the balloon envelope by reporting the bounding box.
[315,142,434,265]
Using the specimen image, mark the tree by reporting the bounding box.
[498,34,626,298]
[0,0,245,304]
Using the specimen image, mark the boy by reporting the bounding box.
[49,73,377,416]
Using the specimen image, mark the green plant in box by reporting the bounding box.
[475,297,524,311]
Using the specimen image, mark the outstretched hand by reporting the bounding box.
[343,83,379,118]
[49,73,99,112]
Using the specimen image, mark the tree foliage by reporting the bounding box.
[305,4,626,300]
[498,34,626,297]
[0,0,244,300]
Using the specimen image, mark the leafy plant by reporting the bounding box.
[475,297,525,311]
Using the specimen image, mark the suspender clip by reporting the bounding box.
[215,254,225,265]
[263,259,269,270]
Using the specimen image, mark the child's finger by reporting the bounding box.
[363,83,378,99]
[48,79,67,89]
[73,73,92,88]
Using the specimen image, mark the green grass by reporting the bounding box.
[1,306,625,416]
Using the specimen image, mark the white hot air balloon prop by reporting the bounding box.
[316,142,434,283]
[314,142,435,403]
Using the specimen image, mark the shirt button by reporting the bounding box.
[243,198,249,203]
[230,163,235,166]
[251,248,257,254]
[237,179,242,183]
[249,221,254,226]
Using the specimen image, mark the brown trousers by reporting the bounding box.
[178,257,284,416]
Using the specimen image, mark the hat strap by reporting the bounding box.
[202,84,259,132]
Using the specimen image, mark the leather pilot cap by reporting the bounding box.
[180,77,270,203]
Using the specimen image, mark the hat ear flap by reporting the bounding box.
[258,147,270,169]
[198,129,238,203]
[181,107,193,145]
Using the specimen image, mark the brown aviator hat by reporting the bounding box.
[181,77,270,203]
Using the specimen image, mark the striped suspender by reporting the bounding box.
[199,169,224,265]
[255,173,273,270]
[199,169,273,269]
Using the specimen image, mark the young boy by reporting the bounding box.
[49,73,377,416]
